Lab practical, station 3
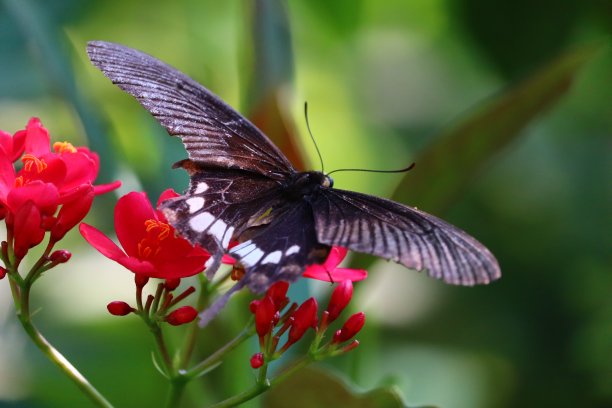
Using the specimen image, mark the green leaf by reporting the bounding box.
[265,365,434,408]
[393,43,602,214]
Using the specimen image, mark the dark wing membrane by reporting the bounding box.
[87,41,295,179]
[313,189,500,285]
[160,167,283,277]
[229,201,330,293]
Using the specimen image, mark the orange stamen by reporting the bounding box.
[21,154,47,173]
[53,141,77,154]
[137,219,171,259]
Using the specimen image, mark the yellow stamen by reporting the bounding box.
[53,141,77,154]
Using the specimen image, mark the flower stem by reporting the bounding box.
[185,324,254,380]
[208,376,270,408]
[10,267,113,408]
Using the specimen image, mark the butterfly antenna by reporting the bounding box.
[304,102,325,173]
[327,162,416,176]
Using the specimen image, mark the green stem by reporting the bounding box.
[10,271,113,408]
[185,325,253,380]
[208,377,270,408]
[178,275,211,369]
[150,324,173,374]
[270,355,311,386]
[165,376,188,408]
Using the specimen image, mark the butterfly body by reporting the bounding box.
[86,41,501,304]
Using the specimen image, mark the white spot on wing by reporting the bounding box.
[189,212,214,232]
[209,219,228,241]
[285,245,300,256]
[231,240,255,257]
[261,250,282,264]
[241,248,264,266]
[222,226,234,248]
[194,182,209,194]
[186,197,205,213]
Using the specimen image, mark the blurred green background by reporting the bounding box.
[0,0,609,407]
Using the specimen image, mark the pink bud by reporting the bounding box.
[250,352,264,369]
[107,301,133,316]
[326,280,353,323]
[333,312,365,343]
[49,249,72,264]
[166,306,198,326]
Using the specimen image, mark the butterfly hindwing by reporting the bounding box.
[87,41,295,179]
[160,166,283,277]
[313,188,500,286]
[229,201,330,293]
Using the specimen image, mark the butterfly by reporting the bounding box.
[87,41,500,323]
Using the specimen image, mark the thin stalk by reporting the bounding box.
[10,261,113,408]
[209,364,271,408]
[178,276,211,369]
[185,325,253,380]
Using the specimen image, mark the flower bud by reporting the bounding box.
[255,296,276,337]
[250,352,264,369]
[326,280,353,323]
[265,281,289,309]
[164,278,180,291]
[49,249,72,264]
[135,274,149,288]
[333,312,365,343]
[107,301,133,316]
[287,298,318,346]
[165,306,198,326]
[0,266,6,280]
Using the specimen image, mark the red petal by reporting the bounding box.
[13,201,45,258]
[323,246,348,269]
[93,180,121,196]
[79,223,158,275]
[24,118,50,157]
[52,186,94,242]
[0,154,16,202]
[58,151,97,191]
[154,255,207,279]
[114,192,156,257]
[7,181,59,216]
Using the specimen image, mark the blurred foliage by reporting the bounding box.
[0,0,610,407]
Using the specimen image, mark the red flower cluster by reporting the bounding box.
[0,118,119,261]
[248,280,365,369]
[80,189,210,279]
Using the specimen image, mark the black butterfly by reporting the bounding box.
[87,41,500,322]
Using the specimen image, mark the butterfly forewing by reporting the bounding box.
[86,41,295,179]
[313,188,500,285]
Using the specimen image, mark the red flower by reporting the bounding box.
[0,118,120,259]
[303,247,367,282]
[80,190,210,279]
[326,280,353,323]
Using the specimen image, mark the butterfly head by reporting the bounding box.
[322,174,333,188]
